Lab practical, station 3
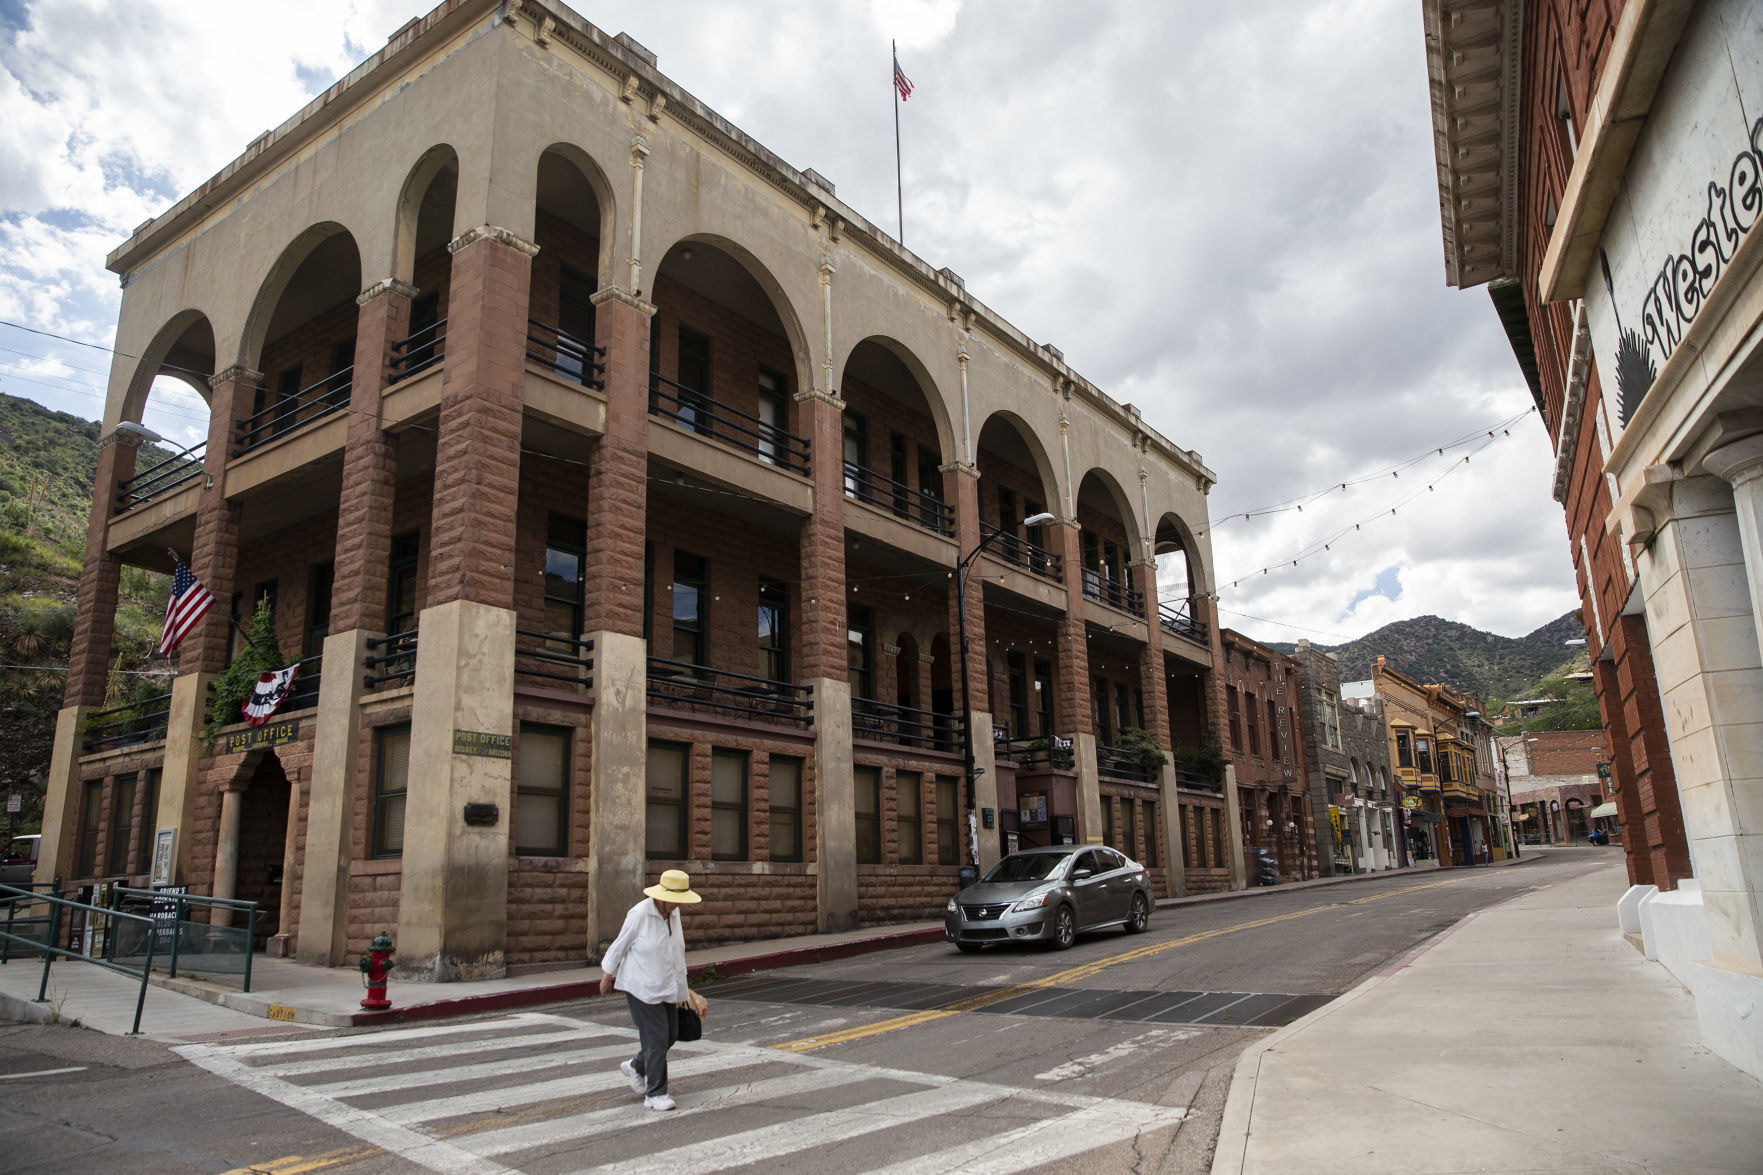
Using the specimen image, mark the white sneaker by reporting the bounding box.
[644,1093,676,1111]
[620,1060,644,1094]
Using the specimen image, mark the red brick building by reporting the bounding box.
[1219,630,1316,882]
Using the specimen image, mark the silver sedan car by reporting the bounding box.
[944,845,1153,952]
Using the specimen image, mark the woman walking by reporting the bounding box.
[597,869,709,1111]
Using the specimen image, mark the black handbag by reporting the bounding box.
[677,1002,703,1042]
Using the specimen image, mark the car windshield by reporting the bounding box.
[981,853,1067,883]
[3,838,28,859]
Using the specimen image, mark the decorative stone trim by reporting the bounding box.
[210,366,264,390]
[793,387,844,409]
[938,461,979,479]
[588,286,656,316]
[448,224,540,257]
[357,278,420,306]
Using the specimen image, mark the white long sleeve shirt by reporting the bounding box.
[601,899,689,1005]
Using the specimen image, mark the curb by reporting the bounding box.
[1156,849,1544,912]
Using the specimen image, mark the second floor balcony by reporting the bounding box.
[650,373,810,475]
[843,463,953,537]
[646,657,812,727]
[1082,568,1143,615]
[981,522,1063,584]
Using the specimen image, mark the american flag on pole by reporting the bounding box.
[158,555,214,656]
[893,54,914,101]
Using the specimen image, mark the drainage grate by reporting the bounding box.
[707,973,1330,1029]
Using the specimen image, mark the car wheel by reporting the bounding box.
[1126,893,1149,934]
[955,942,984,954]
[1050,904,1076,950]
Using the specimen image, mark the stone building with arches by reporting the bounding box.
[38,0,1225,981]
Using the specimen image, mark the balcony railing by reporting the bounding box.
[515,629,594,689]
[525,319,605,388]
[1082,569,1143,614]
[81,693,174,754]
[646,657,812,727]
[649,373,811,474]
[995,736,1075,772]
[1173,766,1222,792]
[1098,744,1154,783]
[286,654,322,710]
[234,369,352,456]
[388,318,447,383]
[841,463,953,536]
[1158,600,1208,643]
[115,444,205,512]
[363,630,418,689]
[851,698,963,753]
[980,522,1064,583]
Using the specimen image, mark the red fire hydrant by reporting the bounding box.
[359,931,395,1010]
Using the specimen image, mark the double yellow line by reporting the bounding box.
[772,878,1457,1052]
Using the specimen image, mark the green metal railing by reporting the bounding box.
[0,882,159,1035]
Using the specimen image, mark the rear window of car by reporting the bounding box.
[1098,848,1129,871]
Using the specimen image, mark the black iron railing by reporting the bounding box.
[1098,744,1154,783]
[1082,569,1143,614]
[995,736,1076,771]
[646,657,812,726]
[233,368,352,456]
[851,698,963,753]
[363,630,418,689]
[287,654,322,709]
[1159,600,1208,643]
[515,629,594,688]
[980,522,1065,583]
[526,319,605,388]
[1174,766,1222,792]
[388,318,447,383]
[649,373,811,474]
[81,693,174,754]
[842,462,953,535]
[114,444,206,512]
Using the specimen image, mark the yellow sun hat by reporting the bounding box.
[643,869,703,904]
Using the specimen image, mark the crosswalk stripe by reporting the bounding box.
[216,1012,600,1058]
[860,1097,1190,1175]
[461,1064,870,1158]
[258,1026,617,1078]
[309,1042,635,1098]
[569,1081,1003,1175]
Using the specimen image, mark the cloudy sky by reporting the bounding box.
[0,0,1577,647]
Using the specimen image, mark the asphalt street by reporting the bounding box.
[0,850,1614,1174]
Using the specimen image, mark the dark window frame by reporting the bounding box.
[896,771,922,865]
[372,724,410,859]
[515,723,571,857]
[854,765,882,864]
[711,748,750,862]
[645,740,690,860]
[768,755,804,863]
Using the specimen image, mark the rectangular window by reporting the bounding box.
[711,749,749,861]
[1416,736,1434,776]
[1179,804,1191,868]
[1115,682,1132,737]
[769,756,803,862]
[676,326,711,433]
[516,724,570,856]
[757,368,787,465]
[1267,700,1280,761]
[1396,729,1414,769]
[1006,651,1028,739]
[1209,808,1224,871]
[917,446,943,529]
[544,515,586,649]
[854,765,881,864]
[77,780,102,877]
[935,776,959,865]
[897,771,922,865]
[1101,797,1115,850]
[1102,539,1120,583]
[1092,676,1111,743]
[847,605,875,700]
[998,486,1018,539]
[672,551,708,668]
[1227,686,1243,752]
[1323,693,1341,750]
[387,530,420,634]
[1024,502,1047,565]
[407,291,441,373]
[1245,691,1261,756]
[1034,658,1054,736]
[137,768,160,872]
[646,741,689,859]
[1121,798,1137,862]
[373,725,410,858]
[306,561,334,658]
[890,431,911,517]
[758,578,788,683]
[109,773,138,875]
[272,366,301,435]
[558,266,597,380]
[1145,800,1159,867]
[843,413,868,498]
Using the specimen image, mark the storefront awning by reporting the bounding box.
[1589,801,1618,819]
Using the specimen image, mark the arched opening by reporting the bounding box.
[1154,512,1205,635]
[527,147,612,384]
[234,751,292,950]
[648,236,810,472]
[237,227,362,454]
[391,147,458,382]
[1076,470,1142,614]
[116,313,217,516]
[975,413,1060,579]
[839,339,953,535]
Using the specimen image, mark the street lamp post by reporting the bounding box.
[956,511,1055,872]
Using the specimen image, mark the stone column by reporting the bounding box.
[947,462,1002,869]
[584,287,654,956]
[1604,610,1692,888]
[1157,762,1187,897]
[298,279,409,965]
[799,387,856,931]
[268,777,300,956]
[182,367,256,673]
[210,785,244,927]
[395,226,533,981]
[1052,518,1101,840]
[152,671,214,887]
[1222,763,1247,889]
[64,431,139,706]
[33,706,90,887]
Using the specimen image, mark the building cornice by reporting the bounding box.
[1423,0,1523,289]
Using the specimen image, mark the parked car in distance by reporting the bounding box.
[1,834,41,884]
[945,844,1152,952]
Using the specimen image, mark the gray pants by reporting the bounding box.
[626,994,680,1097]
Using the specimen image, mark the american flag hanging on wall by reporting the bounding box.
[157,555,214,656]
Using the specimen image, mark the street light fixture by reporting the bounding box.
[956,510,1055,870]
[112,421,164,445]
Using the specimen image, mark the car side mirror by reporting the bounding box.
[1071,868,1094,881]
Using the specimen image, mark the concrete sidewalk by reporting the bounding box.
[1210,861,1763,1175]
[0,851,1528,1042]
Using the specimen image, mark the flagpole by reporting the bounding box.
[893,39,904,243]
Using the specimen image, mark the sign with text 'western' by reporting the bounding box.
[223,720,298,756]
[453,730,512,759]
